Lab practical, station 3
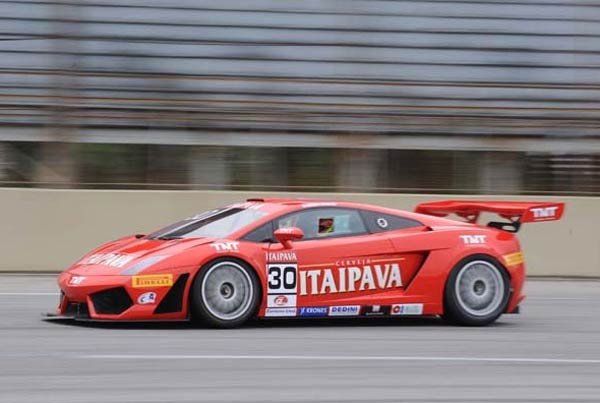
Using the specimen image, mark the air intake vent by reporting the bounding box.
[154,274,189,314]
[91,287,133,315]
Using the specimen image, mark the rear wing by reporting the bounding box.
[415,200,565,233]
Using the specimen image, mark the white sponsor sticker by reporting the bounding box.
[265,251,298,263]
[376,218,388,228]
[391,304,423,315]
[459,235,487,245]
[299,263,403,296]
[328,305,360,316]
[267,294,297,308]
[301,202,337,208]
[530,206,559,220]
[69,276,86,285]
[210,242,239,252]
[265,307,297,317]
[267,264,298,294]
[230,202,263,210]
[80,253,134,268]
[137,292,157,305]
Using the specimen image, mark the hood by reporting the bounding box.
[68,236,215,276]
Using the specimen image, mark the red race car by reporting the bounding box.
[54,198,564,327]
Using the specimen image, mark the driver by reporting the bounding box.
[318,218,335,235]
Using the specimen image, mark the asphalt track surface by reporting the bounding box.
[1,275,599,403]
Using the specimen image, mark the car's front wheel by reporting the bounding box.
[190,259,260,328]
[443,255,510,326]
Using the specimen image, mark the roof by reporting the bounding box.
[246,198,334,204]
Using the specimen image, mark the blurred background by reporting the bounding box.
[1,5,599,402]
[0,0,599,195]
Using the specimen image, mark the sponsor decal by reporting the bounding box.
[503,251,524,266]
[210,242,239,252]
[187,208,224,220]
[266,251,298,263]
[265,307,297,317]
[267,294,297,308]
[391,303,423,315]
[298,306,328,317]
[80,253,134,268]
[329,305,360,316]
[299,263,403,296]
[267,261,298,310]
[376,218,388,228]
[530,206,559,220]
[459,235,487,245]
[361,305,391,316]
[230,202,263,210]
[69,276,86,285]
[131,274,173,288]
[335,258,372,267]
[301,202,337,208]
[267,264,298,294]
[137,292,157,305]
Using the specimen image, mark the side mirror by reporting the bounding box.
[273,227,304,249]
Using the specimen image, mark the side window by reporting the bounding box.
[360,210,423,233]
[242,221,274,243]
[277,208,367,240]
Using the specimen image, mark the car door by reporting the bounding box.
[265,207,406,315]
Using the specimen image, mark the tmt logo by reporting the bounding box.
[530,206,559,220]
[459,235,487,245]
[69,276,86,285]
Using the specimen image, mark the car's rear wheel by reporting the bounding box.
[190,259,260,328]
[443,255,510,326]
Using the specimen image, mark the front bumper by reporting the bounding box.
[56,272,190,321]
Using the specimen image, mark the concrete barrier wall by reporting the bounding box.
[1,188,598,276]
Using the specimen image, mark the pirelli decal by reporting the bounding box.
[503,251,524,267]
[131,274,173,288]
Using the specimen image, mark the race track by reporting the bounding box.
[1,275,599,403]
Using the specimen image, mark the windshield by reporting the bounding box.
[148,208,267,240]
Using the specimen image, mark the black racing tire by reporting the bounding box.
[443,254,510,326]
[190,258,261,328]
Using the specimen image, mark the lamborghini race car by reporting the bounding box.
[54,198,564,327]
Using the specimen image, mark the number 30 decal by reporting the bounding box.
[267,264,297,293]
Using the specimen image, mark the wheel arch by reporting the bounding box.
[442,252,512,316]
[186,255,264,316]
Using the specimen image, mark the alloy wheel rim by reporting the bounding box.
[455,260,505,317]
[201,262,253,321]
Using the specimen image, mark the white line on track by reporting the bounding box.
[81,354,600,365]
[528,297,599,301]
